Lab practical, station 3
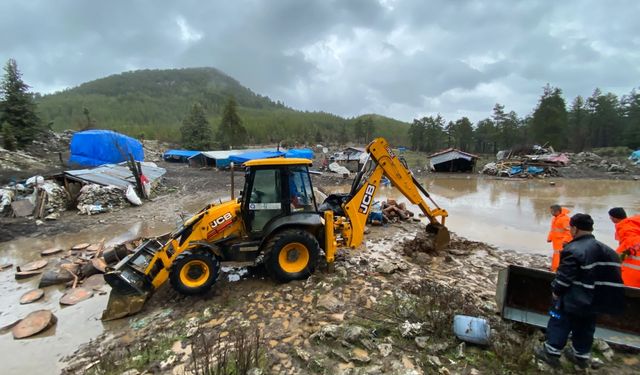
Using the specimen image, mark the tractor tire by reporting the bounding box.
[169,251,219,295]
[265,229,320,282]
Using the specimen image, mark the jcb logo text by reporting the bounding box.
[211,212,233,228]
[358,184,376,213]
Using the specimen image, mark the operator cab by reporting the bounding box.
[241,158,317,235]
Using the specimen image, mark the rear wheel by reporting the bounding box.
[169,251,219,295]
[265,229,319,282]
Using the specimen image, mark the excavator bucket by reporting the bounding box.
[102,239,164,320]
[426,222,450,252]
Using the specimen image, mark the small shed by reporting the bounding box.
[162,150,200,163]
[429,148,479,172]
[188,148,281,169]
[331,147,364,172]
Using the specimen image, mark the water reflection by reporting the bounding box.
[334,176,639,254]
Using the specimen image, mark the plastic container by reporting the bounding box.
[453,315,491,345]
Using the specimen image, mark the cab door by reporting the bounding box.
[243,167,285,234]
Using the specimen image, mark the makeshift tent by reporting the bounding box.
[630,150,640,164]
[229,150,285,164]
[285,148,314,159]
[188,148,281,168]
[163,150,200,163]
[69,130,144,167]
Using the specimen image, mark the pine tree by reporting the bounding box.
[2,122,17,151]
[180,102,214,150]
[0,59,41,147]
[531,84,568,149]
[217,97,247,148]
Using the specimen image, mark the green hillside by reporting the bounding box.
[36,67,410,146]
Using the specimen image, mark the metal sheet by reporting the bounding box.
[496,264,640,349]
[63,163,166,190]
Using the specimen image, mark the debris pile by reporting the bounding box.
[76,184,129,215]
[0,146,47,172]
[571,152,631,173]
[1,176,69,219]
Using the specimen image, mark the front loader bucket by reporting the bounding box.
[426,222,450,252]
[102,239,164,320]
[102,290,149,321]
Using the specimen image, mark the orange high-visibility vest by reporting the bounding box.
[615,215,640,288]
[547,208,572,271]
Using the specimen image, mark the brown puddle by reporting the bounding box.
[332,176,639,253]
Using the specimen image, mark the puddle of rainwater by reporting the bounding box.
[329,176,639,254]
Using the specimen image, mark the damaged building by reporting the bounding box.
[429,148,479,172]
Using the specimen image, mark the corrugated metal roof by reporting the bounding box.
[163,149,200,158]
[188,148,280,160]
[430,150,477,167]
[63,163,166,189]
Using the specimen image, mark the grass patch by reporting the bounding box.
[190,328,267,375]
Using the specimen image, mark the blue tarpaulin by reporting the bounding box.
[285,148,314,159]
[69,130,144,167]
[229,150,285,164]
[631,150,640,163]
[527,166,544,174]
[509,166,523,175]
[163,149,200,162]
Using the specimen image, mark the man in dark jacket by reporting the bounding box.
[535,213,625,369]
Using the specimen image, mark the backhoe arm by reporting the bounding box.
[339,138,449,249]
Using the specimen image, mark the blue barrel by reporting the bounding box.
[453,315,491,345]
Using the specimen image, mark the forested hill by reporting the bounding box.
[36,67,410,145]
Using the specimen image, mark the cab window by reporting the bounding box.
[288,166,316,212]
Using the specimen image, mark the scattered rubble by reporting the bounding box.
[76,184,129,214]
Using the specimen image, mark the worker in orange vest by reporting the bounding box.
[608,207,640,288]
[547,205,572,272]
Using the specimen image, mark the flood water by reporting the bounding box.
[0,177,638,373]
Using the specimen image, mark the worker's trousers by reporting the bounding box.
[545,310,597,358]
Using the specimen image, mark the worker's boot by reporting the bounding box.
[563,346,590,369]
[534,344,561,368]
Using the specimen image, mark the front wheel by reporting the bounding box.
[169,251,219,295]
[265,229,319,282]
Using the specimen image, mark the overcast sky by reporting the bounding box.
[1,0,639,123]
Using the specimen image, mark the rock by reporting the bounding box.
[400,321,423,338]
[414,253,431,264]
[456,342,465,358]
[294,347,311,362]
[343,325,367,343]
[376,261,399,274]
[427,355,442,366]
[44,212,60,220]
[120,370,140,375]
[378,343,392,357]
[592,338,610,352]
[414,336,429,349]
[311,324,340,341]
[317,293,343,312]
[602,348,615,361]
[350,348,370,363]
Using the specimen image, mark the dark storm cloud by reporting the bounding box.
[1,0,639,123]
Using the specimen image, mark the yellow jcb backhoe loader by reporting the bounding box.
[102,138,449,319]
